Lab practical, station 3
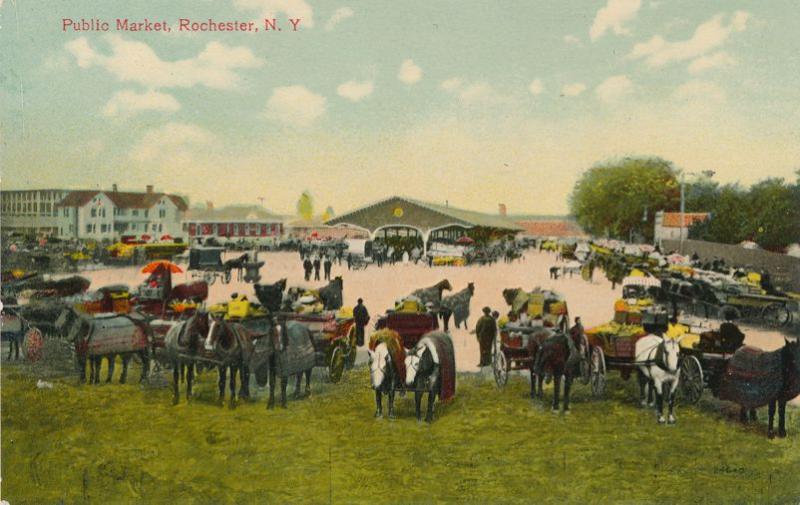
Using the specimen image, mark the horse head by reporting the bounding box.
[436,279,453,294]
[467,282,475,295]
[502,288,521,306]
[657,337,682,374]
[368,343,391,389]
[785,337,800,374]
[405,345,434,386]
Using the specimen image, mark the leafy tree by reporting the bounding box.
[745,178,800,251]
[569,157,680,241]
[689,184,748,244]
[322,206,335,222]
[296,191,314,221]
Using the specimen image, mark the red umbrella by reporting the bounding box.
[141,234,152,241]
[141,260,183,274]
[456,236,475,245]
[160,234,173,241]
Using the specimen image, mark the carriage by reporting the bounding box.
[279,310,357,383]
[188,246,231,285]
[493,289,570,388]
[374,299,439,350]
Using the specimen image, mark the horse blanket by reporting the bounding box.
[277,321,316,377]
[418,332,456,403]
[370,329,406,384]
[717,345,783,409]
[82,315,148,357]
[411,285,445,310]
[441,286,473,327]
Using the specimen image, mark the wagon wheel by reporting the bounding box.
[344,325,357,369]
[589,346,606,398]
[718,305,741,322]
[760,303,791,328]
[23,327,45,363]
[678,355,704,405]
[328,345,345,384]
[493,349,509,388]
[223,270,232,285]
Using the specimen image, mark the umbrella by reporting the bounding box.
[141,234,152,241]
[141,260,183,274]
[456,236,475,245]
[160,234,173,241]
[667,253,689,265]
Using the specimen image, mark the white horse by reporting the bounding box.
[635,335,683,424]
[368,343,399,418]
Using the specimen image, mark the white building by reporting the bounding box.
[1,189,71,236]
[654,210,709,243]
[53,185,188,240]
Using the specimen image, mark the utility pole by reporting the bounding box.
[257,197,265,208]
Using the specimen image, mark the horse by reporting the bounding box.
[533,329,583,412]
[163,311,210,402]
[440,282,475,331]
[410,279,452,312]
[318,276,344,311]
[249,317,316,409]
[405,332,456,423]
[223,253,249,282]
[715,338,800,438]
[634,335,682,424]
[368,329,406,419]
[253,278,287,312]
[204,315,255,407]
[59,307,150,385]
[169,281,209,303]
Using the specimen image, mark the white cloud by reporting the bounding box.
[672,80,727,105]
[398,59,422,84]
[528,78,544,95]
[233,0,314,28]
[336,80,373,101]
[266,85,326,126]
[103,89,180,116]
[595,75,633,103]
[130,122,214,162]
[688,51,737,74]
[561,83,586,97]
[628,11,749,68]
[590,0,641,41]
[440,79,510,105]
[563,34,582,46]
[325,7,353,31]
[66,35,263,90]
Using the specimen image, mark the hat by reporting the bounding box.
[482,306,491,315]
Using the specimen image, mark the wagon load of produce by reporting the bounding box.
[208,294,268,320]
[501,287,568,328]
[19,275,91,299]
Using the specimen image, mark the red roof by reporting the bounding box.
[516,220,585,237]
[661,212,709,228]
[56,190,187,211]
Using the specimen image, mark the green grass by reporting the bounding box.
[2,361,799,504]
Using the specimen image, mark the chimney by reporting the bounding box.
[112,183,118,192]
[498,203,507,216]
[146,185,154,194]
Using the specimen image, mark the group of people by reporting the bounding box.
[301,255,334,282]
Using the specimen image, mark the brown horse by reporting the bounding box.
[204,315,255,407]
[533,329,584,412]
[411,279,452,311]
[163,312,210,403]
[716,338,800,438]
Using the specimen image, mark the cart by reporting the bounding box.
[277,311,357,383]
[374,310,439,349]
[188,247,231,285]
[492,324,548,388]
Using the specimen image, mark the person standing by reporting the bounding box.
[323,256,333,280]
[475,307,497,367]
[303,257,313,281]
[353,298,370,347]
[313,256,321,281]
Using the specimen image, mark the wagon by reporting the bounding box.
[1,307,45,362]
[492,324,541,388]
[276,311,357,383]
[374,310,439,349]
[188,247,231,285]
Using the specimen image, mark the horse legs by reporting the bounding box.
[767,401,776,437]
[529,368,537,400]
[78,355,87,383]
[186,362,194,401]
[172,361,180,404]
[667,382,677,424]
[778,400,787,438]
[536,374,544,400]
[563,376,572,413]
[267,361,276,409]
[749,408,757,422]
[106,355,116,383]
[239,365,250,400]
[92,357,102,384]
[374,390,383,418]
[414,390,422,421]
[229,365,238,408]
[217,366,227,405]
[655,382,665,424]
[280,376,288,408]
[647,380,655,407]
[304,369,312,397]
[180,362,186,383]
[741,406,750,424]
[637,371,648,407]
[387,387,396,420]
[552,374,561,412]
[139,350,150,384]
[119,355,131,384]
[425,390,436,423]
[293,373,302,399]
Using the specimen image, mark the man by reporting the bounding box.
[313,256,321,281]
[303,257,313,281]
[323,256,333,281]
[353,298,370,347]
[475,307,497,367]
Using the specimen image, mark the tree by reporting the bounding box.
[569,157,680,241]
[321,206,335,222]
[745,178,800,251]
[689,184,748,244]
[296,191,314,221]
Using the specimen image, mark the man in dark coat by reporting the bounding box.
[353,298,370,347]
[313,256,321,281]
[475,306,497,367]
[323,256,333,280]
[303,258,313,281]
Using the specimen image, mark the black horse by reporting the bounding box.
[223,253,249,282]
[163,312,209,402]
[533,329,582,412]
[318,277,344,311]
[716,338,800,438]
[205,315,254,408]
[404,332,456,423]
[253,278,287,312]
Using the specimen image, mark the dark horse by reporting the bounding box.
[250,317,316,409]
[223,253,250,282]
[205,315,255,407]
[318,276,344,310]
[716,338,800,438]
[440,282,475,332]
[368,330,405,420]
[253,278,288,312]
[163,312,209,402]
[404,332,456,423]
[59,307,151,385]
[533,329,583,412]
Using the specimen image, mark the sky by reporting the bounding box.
[2,0,799,216]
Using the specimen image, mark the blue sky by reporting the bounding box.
[2,0,799,215]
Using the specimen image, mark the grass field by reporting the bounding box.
[2,361,799,504]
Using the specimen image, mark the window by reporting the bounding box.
[63,208,69,217]
[131,224,137,230]
[159,209,166,218]
[86,224,92,233]
[158,224,163,232]
[182,223,188,231]
[100,224,108,233]
[91,208,97,217]
[144,210,149,218]
[152,224,157,231]
[132,210,139,216]
[100,208,106,217]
